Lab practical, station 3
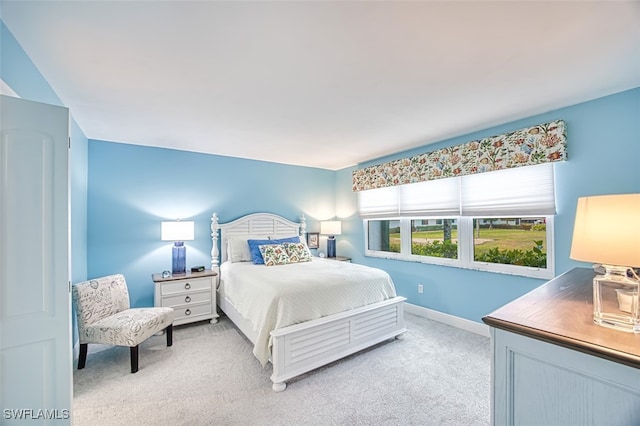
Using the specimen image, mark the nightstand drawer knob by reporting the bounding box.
[185,296,191,303]
[184,283,191,289]
[185,309,191,316]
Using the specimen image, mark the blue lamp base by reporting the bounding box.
[327,236,336,258]
[172,241,186,275]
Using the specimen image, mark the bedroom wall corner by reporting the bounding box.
[334,165,360,260]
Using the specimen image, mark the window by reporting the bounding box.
[367,219,401,254]
[360,164,556,279]
[365,216,553,278]
[472,217,547,267]
[468,216,552,278]
[411,218,458,259]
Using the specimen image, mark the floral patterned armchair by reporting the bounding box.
[72,274,175,373]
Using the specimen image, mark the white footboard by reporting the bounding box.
[269,296,406,391]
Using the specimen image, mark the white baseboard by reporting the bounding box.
[404,303,490,338]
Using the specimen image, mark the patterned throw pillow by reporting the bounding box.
[258,244,291,266]
[283,242,312,263]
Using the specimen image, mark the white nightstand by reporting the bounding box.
[152,269,219,326]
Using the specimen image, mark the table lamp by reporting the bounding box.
[570,194,640,332]
[161,220,195,275]
[320,220,342,258]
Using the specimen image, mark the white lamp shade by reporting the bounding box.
[320,220,342,236]
[570,194,640,267]
[161,221,195,241]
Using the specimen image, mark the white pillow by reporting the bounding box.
[227,237,253,262]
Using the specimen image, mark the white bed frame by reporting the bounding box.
[211,212,407,392]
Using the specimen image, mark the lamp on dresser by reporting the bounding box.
[570,194,640,332]
[320,220,342,258]
[161,220,195,275]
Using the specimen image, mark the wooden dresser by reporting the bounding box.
[483,267,640,425]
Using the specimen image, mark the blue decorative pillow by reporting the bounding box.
[248,236,301,264]
[247,239,273,264]
[277,236,302,244]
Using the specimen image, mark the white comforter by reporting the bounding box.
[219,258,397,366]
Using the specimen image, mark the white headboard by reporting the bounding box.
[210,212,306,270]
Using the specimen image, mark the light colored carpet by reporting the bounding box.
[73,313,490,425]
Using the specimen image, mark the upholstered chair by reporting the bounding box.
[73,274,175,373]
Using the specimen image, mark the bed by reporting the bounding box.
[210,212,406,391]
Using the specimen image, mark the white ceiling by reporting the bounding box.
[2,1,639,170]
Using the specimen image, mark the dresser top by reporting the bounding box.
[483,267,640,369]
[152,269,217,283]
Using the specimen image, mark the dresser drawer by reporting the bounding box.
[160,276,212,296]
[162,290,211,307]
[173,303,213,324]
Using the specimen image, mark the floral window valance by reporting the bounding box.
[352,120,567,192]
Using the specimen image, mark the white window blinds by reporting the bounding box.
[358,186,399,217]
[460,163,556,216]
[358,163,556,217]
[399,178,460,216]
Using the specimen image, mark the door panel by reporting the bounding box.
[1,95,72,424]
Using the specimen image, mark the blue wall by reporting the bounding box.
[87,140,335,307]
[334,88,640,322]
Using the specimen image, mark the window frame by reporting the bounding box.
[364,215,555,279]
[364,217,405,260]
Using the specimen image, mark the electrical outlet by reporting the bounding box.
[417,284,424,294]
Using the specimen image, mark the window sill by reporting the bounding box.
[364,251,553,280]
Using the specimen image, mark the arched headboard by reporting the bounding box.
[211,212,307,270]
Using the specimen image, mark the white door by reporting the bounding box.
[0,95,72,424]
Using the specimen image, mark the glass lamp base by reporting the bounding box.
[172,242,186,275]
[593,265,640,333]
[327,237,336,258]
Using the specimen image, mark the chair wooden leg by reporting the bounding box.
[130,346,139,373]
[78,343,88,370]
[166,324,173,347]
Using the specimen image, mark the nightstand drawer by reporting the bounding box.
[173,303,213,323]
[161,276,211,296]
[162,290,211,307]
